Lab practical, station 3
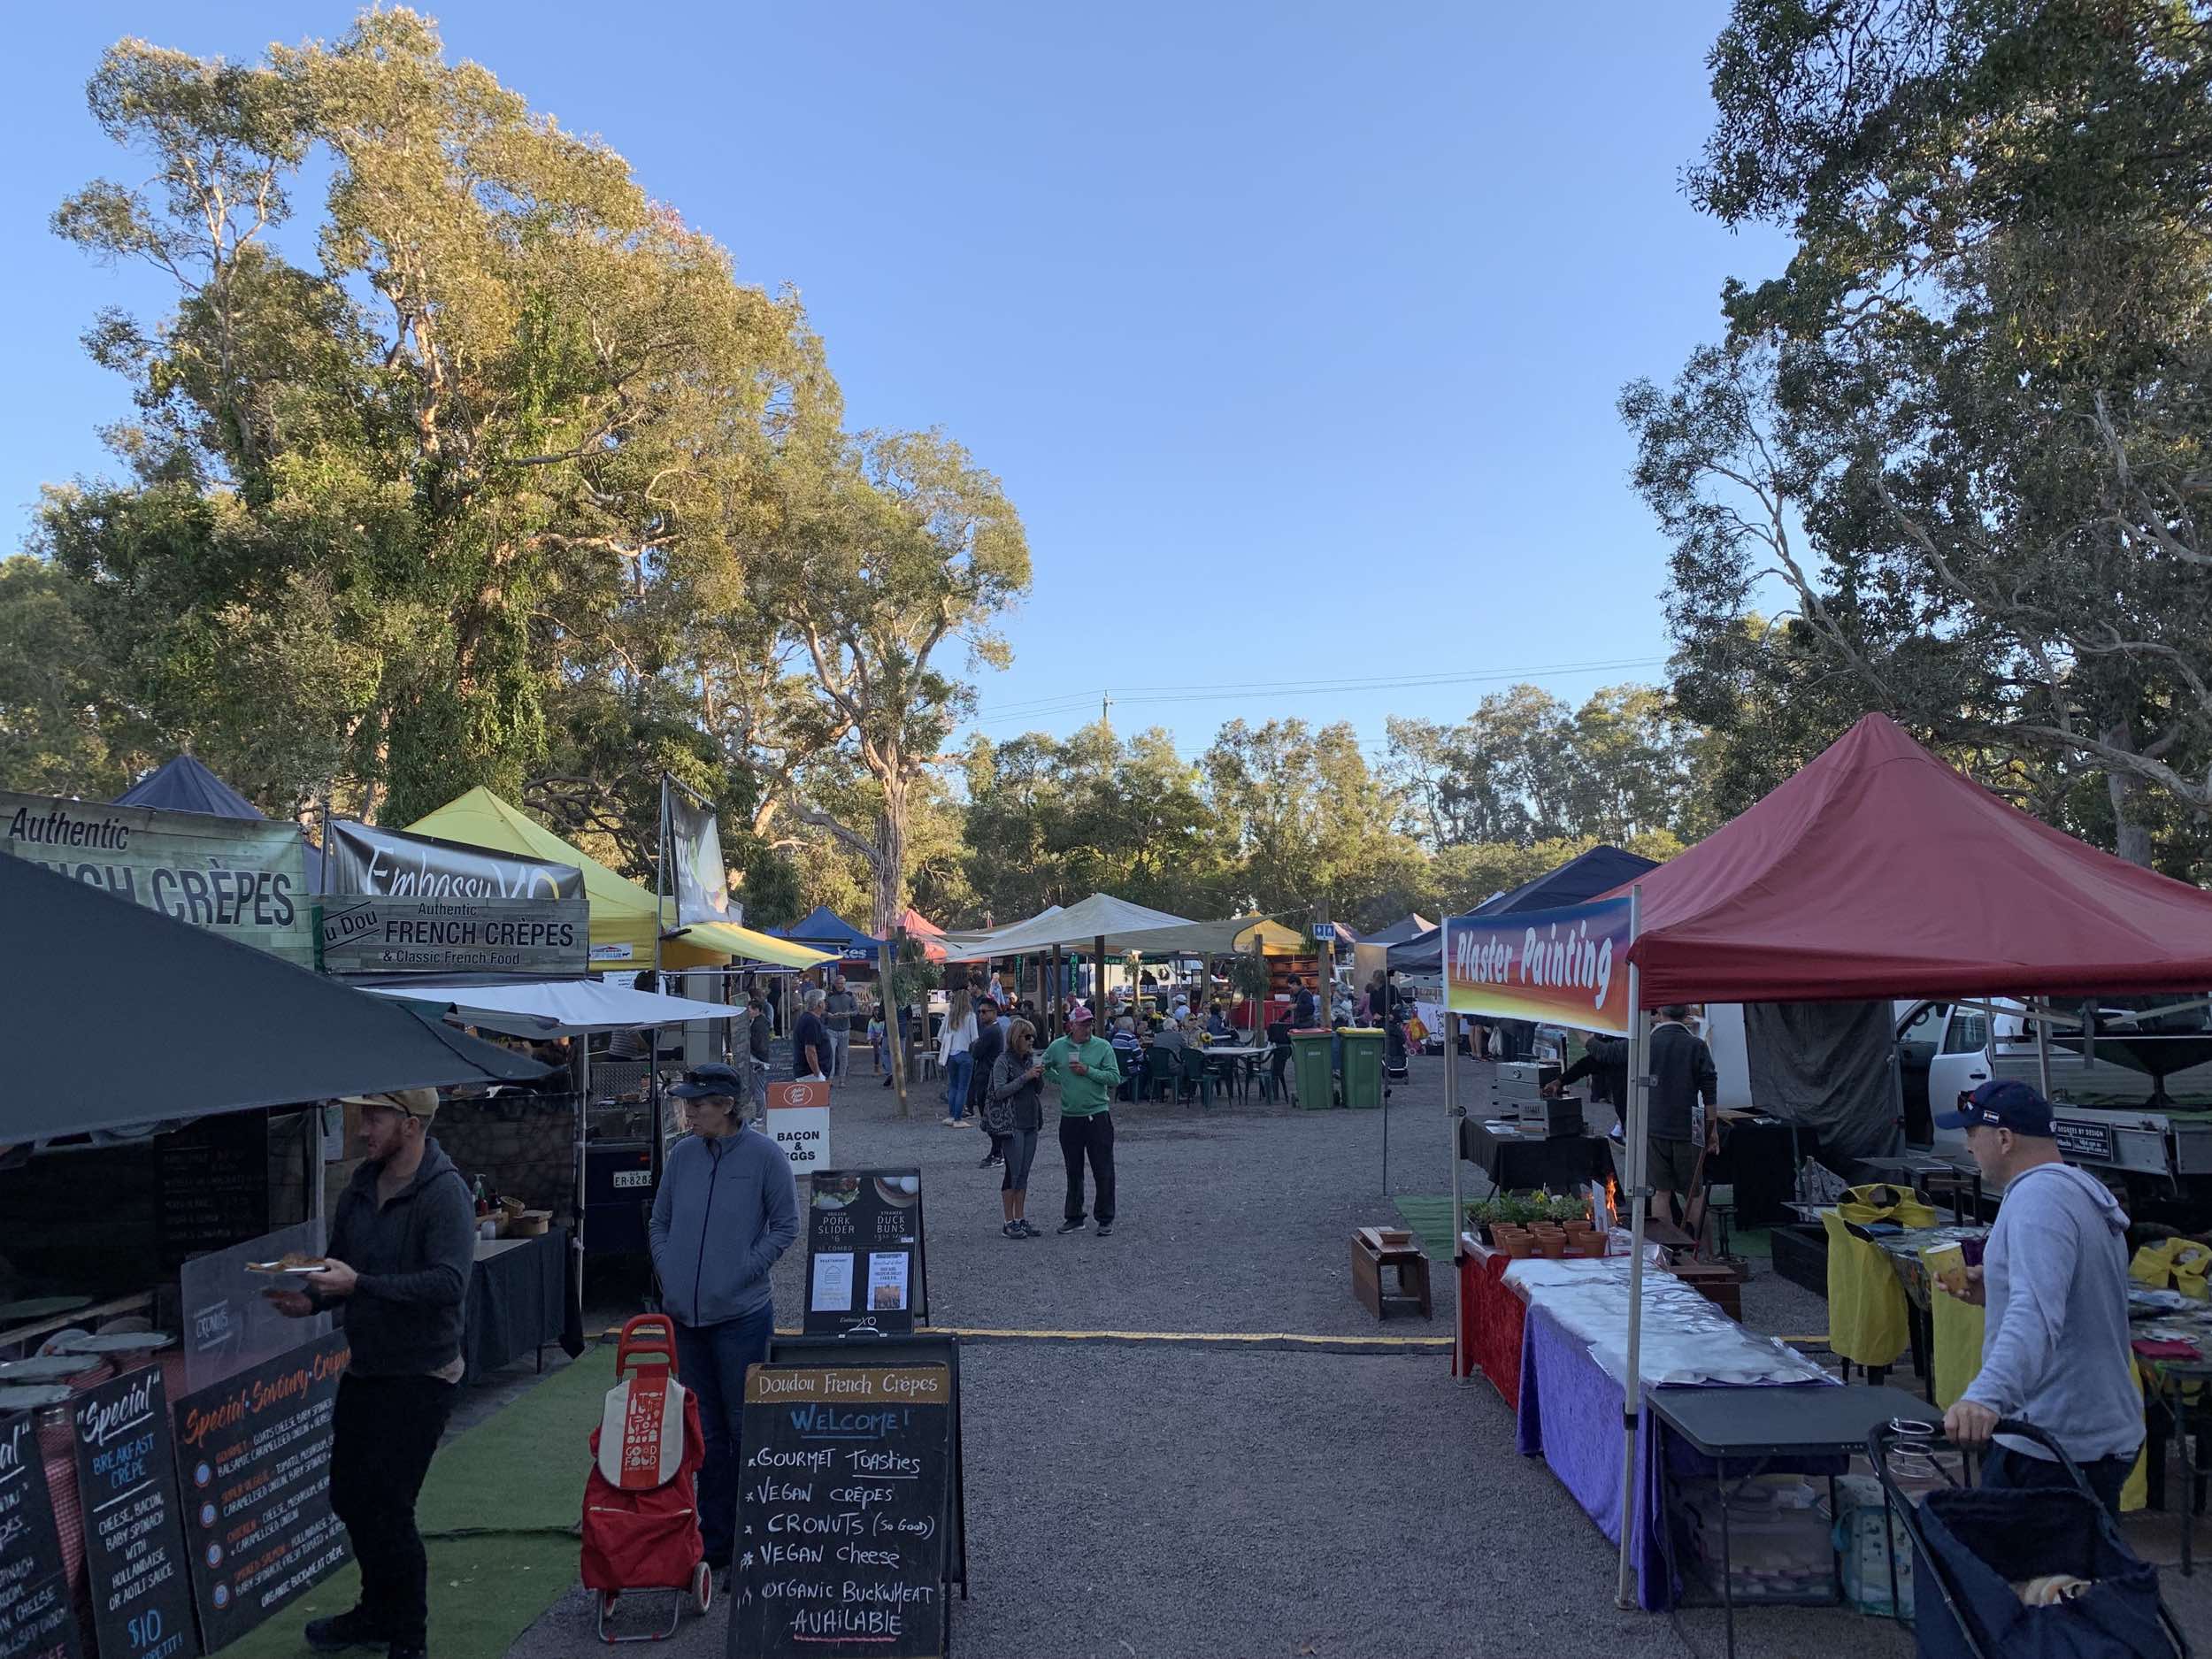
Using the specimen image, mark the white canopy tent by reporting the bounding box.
[937,903,1064,962]
[359,976,741,1038]
[952,893,1194,956]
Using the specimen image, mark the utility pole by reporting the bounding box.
[1102,689,1112,730]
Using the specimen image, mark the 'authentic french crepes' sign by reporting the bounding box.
[0,789,312,967]
[318,895,589,975]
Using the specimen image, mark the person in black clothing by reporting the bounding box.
[1646,1005,1719,1222]
[969,996,1007,1168]
[1288,977,1317,1029]
[747,994,772,1110]
[792,990,831,1080]
[1547,1033,1630,1134]
[267,1088,472,1659]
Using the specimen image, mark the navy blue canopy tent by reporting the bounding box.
[112,755,327,891]
[1386,845,1660,972]
[768,904,883,959]
[1363,912,1434,948]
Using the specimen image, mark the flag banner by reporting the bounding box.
[665,783,734,926]
[1441,895,1632,1035]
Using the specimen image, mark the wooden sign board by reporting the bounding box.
[803,1171,926,1336]
[726,1364,954,1659]
[172,1334,350,1648]
[69,1369,199,1659]
[0,1409,81,1659]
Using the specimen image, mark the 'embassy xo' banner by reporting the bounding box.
[1441,896,1633,1035]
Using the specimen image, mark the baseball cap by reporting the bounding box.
[340,1087,441,1121]
[1934,1078,2055,1137]
[1066,1002,1095,1025]
[668,1064,749,1100]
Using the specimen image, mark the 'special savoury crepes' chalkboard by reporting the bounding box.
[728,1365,953,1659]
[0,1409,81,1659]
[171,1333,349,1649]
[70,1369,198,1659]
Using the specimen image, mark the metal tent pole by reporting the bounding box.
[1445,918,1464,1379]
[2035,996,2053,1099]
[1614,886,1647,1609]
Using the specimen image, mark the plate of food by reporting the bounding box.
[247,1254,331,1276]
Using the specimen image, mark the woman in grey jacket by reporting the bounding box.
[988,1018,1046,1239]
[649,1064,800,1570]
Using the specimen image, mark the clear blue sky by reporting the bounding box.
[0,2,1789,763]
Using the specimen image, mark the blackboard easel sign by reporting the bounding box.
[803,1171,928,1335]
[726,1363,956,1659]
[172,1333,349,1649]
[69,1369,199,1659]
[0,1409,81,1659]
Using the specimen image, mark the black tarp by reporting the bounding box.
[1387,845,1661,972]
[1,854,547,1142]
[1743,999,1904,1172]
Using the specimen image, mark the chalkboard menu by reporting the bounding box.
[157,1112,270,1270]
[803,1171,927,1336]
[171,1333,349,1649]
[727,1365,953,1659]
[69,1371,197,1659]
[0,1409,81,1659]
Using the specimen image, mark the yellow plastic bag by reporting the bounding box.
[1824,1210,1911,1367]
[1921,1246,1987,1409]
[1402,1016,1428,1045]
[1836,1182,1939,1229]
[2129,1237,2212,1301]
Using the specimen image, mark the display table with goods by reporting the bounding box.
[1458,1114,1612,1194]
[1479,1252,1843,1614]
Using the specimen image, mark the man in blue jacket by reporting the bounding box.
[650,1064,800,1569]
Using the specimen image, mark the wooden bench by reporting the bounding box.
[1351,1228,1432,1321]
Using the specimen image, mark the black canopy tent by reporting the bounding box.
[1,854,546,1144]
[111,752,327,890]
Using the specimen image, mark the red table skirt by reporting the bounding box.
[1455,1242,1527,1409]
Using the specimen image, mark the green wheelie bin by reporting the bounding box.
[1289,1029,1334,1109]
[1340,1027,1384,1108]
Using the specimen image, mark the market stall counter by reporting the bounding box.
[1458,1116,1612,1194]
[465,1225,573,1384]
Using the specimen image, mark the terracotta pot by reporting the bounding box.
[1533,1234,1567,1259]
[1497,1232,1536,1260]
[1563,1218,1595,1234]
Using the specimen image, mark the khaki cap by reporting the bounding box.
[339,1087,441,1121]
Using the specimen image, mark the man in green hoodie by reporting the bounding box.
[1041,1003,1122,1236]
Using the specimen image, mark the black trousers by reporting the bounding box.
[1060,1111,1115,1224]
[329,1372,456,1648]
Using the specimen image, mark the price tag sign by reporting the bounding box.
[765,1082,832,1176]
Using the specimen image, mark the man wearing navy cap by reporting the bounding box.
[1937,1079,2140,1516]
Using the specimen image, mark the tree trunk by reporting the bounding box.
[2102,722,2155,868]
[874,777,910,1115]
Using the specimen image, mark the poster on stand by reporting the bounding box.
[69,1370,199,1659]
[0,1409,81,1659]
[173,1333,350,1649]
[764,1081,831,1176]
[1441,896,1633,1035]
[803,1171,925,1334]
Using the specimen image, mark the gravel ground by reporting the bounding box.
[497,1056,2211,1658]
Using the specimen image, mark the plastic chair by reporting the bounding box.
[1264,1043,1294,1103]
[1177,1044,1215,1109]
[1144,1046,1179,1102]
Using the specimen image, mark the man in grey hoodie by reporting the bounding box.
[651,1064,800,1569]
[267,1087,475,1659]
[1937,1079,2141,1516]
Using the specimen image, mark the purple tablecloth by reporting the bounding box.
[1515,1302,1844,1609]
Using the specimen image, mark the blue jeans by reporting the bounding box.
[945,1052,972,1119]
[671,1302,774,1563]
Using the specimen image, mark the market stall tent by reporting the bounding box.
[768,905,883,955]
[1613,713,2212,1003]
[1363,913,1435,948]
[358,976,744,1038]
[405,787,828,971]
[1,854,547,1141]
[897,907,949,962]
[951,892,1196,956]
[1388,846,1661,972]
[112,754,328,890]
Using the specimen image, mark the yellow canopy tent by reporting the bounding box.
[405,787,830,971]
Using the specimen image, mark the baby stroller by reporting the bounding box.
[1869,1417,2189,1659]
[582,1316,714,1642]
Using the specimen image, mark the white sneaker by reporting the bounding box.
[941,1116,960,1126]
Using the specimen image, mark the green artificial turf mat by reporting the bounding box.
[218,1346,614,1655]
[1392,1193,1460,1260]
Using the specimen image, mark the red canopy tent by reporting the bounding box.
[899,907,948,963]
[1614,713,2212,1005]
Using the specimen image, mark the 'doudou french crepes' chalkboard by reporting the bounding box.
[0,1409,81,1659]
[727,1365,953,1659]
[70,1369,198,1659]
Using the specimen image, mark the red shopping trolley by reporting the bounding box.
[582,1316,714,1642]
